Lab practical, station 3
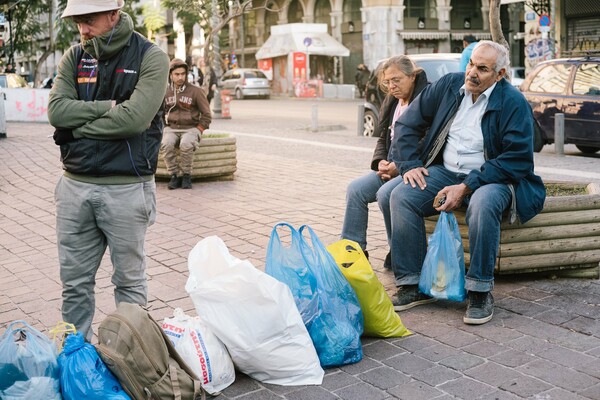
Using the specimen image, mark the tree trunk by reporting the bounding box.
[33,1,54,87]
[489,0,509,50]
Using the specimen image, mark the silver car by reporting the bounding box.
[362,53,461,137]
[219,68,271,100]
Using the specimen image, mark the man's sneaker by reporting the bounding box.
[168,174,181,190]
[463,291,494,325]
[181,174,192,189]
[383,252,391,270]
[392,285,436,311]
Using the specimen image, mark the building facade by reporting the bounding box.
[223,0,532,85]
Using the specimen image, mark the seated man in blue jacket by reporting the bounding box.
[380,41,546,325]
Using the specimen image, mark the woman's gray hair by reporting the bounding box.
[377,55,422,92]
[473,40,510,72]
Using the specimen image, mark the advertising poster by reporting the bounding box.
[258,58,273,81]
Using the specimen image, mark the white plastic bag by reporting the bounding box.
[185,236,324,386]
[162,308,235,394]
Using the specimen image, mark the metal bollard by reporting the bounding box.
[0,91,6,138]
[357,104,365,136]
[554,113,564,156]
[311,104,318,132]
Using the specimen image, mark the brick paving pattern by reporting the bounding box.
[1,122,599,399]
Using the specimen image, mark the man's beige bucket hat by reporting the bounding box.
[61,0,124,18]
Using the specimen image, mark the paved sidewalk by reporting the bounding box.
[1,122,599,400]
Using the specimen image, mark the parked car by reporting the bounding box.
[520,54,600,154]
[0,73,28,88]
[362,53,461,137]
[219,68,270,100]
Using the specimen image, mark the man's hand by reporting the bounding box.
[434,183,473,212]
[53,129,75,145]
[377,160,399,181]
[402,167,429,190]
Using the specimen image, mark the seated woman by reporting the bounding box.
[341,56,428,268]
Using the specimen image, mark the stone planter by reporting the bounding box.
[155,134,237,181]
[425,182,600,277]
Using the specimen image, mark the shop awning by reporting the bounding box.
[399,31,450,40]
[256,23,350,60]
[451,32,493,41]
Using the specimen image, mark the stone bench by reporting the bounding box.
[155,134,237,181]
[425,182,600,278]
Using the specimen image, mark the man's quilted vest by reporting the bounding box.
[60,32,163,177]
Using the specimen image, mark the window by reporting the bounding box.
[288,0,303,23]
[528,63,571,94]
[343,0,361,23]
[265,1,279,41]
[244,70,267,79]
[450,0,481,30]
[314,0,331,26]
[405,0,436,19]
[573,63,600,95]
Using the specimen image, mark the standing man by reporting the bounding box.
[162,58,212,190]
[459,35,478,71]
[381,41,546,325]
[47,0,169,341]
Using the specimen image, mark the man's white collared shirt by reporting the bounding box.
[443,82,496,174]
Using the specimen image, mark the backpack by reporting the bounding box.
[95,302,206,400]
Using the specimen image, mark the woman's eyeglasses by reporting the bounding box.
[381,77,405,88]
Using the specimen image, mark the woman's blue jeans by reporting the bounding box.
[380,165,512,292]
[341,171,404,250]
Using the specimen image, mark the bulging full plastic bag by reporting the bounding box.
[327,239,411,338]
[185,235,324,385]
[419,211,467,301]
[0,320,62,400]
[297,225,364,367]
[266,223,364,368]
[57,332,130,400]
[162,308,235,394]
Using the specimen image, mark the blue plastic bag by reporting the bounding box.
[265,223,320,326]
[266,222,363,368]
[419,211,467,301]
[58,332,130,400]
[0,320,62,400]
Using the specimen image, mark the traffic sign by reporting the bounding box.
[539,13,551,27]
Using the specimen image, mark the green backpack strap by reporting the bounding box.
[194,379,205,400]
[169,359,182,400]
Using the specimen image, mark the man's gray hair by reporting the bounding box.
[474,40,510,72]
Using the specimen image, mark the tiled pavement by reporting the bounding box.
[1,121,599,400]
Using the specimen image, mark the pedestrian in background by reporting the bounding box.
[459,34,478,72]
[383,41,545,325]
[341,56,428,269]
[355,63,370,98]
[47,0,169,341]
[162,58,212,190]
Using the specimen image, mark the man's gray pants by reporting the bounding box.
[55,176,156,341]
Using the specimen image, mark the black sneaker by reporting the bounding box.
[181,174,192,189]
[168,174,181,190]
[392,285,436,311]
[463,291,494,325]
[383,252,391,270]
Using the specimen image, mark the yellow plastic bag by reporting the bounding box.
[326,240,411,338]
[49,322,77,353]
